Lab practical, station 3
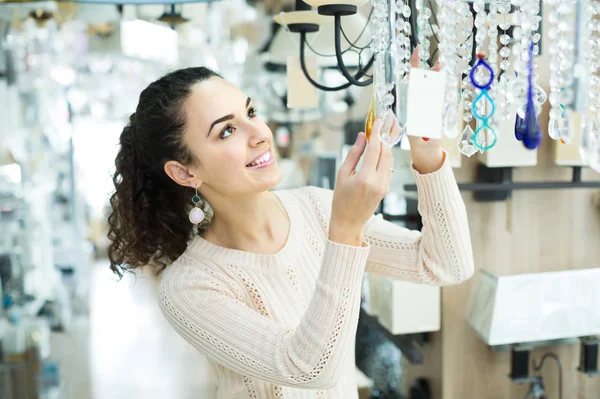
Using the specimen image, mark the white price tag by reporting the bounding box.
[406,67,447,139]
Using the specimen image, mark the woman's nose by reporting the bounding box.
[248,125,270,147]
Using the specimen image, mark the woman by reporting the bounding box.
[107,54,474,398]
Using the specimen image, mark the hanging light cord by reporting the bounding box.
[532,352,563,399]
[340,7,374,51]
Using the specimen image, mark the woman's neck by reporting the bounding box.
[203,191,289,253]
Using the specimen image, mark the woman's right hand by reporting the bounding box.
[329,111,398,246]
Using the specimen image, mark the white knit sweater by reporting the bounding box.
[158,156,474,399]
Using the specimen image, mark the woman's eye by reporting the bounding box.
[220,126,235,139]
[248,108,257,118]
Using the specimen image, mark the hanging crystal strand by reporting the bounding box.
[555,0,577,143]
[438,0,461,138]
[473,0,488,152]
[457,1,477,156]
[394,0,412,137]
[379,0,402,146]
[487,2,500,135]
[416,0,430,67]
[547,0,564,139]
[498,0,512,120]
[487,3,500,80]
[580,0,600,169]
[510,0,531,119]
[369,0,393,137]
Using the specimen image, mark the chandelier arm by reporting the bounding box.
[299,32,354,92]
[299,32,375,91]
[333,15,374,87]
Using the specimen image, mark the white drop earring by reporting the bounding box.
[188,187,205,225]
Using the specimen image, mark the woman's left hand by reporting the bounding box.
[405,48,446,174]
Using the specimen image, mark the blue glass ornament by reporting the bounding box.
[521,42,542,149]
[514,115,526,141]
[470,54,497,151]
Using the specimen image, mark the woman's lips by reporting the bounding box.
[246,150,274,169]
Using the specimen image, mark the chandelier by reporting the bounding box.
[276,0,600,171]
[274,0,375,91]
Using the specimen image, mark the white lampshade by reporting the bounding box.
[73,4,121,24]
[268,11,371,68]
[303,0,370,8]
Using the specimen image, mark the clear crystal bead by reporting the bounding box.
[463,112,473,122]
[444,108,460,138]
[500,47,511,57]
[458,126,478,157]
[383,93,395,106]
[500,60,511,70]
[500,34,511,45]
[548,118,561,140]
[402,4,412,18]
[550,107,562,120]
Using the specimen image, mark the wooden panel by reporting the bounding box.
[439,139,600,398]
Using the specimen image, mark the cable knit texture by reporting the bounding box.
[158,155,474,399]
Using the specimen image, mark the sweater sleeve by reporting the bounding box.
[158,240,370,390]
[304,153,474,286]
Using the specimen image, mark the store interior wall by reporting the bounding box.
[401,4,600,397]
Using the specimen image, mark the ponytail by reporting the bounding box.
[107,113,210,278]
[107,67,219,278]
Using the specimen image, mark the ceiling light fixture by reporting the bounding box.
[273,0,373,91]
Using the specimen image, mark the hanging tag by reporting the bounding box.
[287,55,319,109]
[406,68,447,139]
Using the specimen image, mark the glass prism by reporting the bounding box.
[458,126,478,157]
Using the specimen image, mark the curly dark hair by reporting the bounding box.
[107,67,221,279]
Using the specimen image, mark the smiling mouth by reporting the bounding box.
[246,151,273,168]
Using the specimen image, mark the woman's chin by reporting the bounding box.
[243,163,284,191]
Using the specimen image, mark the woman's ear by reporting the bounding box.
[164,161,202,188]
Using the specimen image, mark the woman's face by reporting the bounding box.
[182,77,282,197]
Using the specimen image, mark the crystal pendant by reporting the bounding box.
[514,114,526,141]
[458,126,478,157]
[522,101,541,150]
[444,107,460,138]
[558,114,573,144]
[548,118,562,140]
[380,117,404,147]
[365,93,377,141]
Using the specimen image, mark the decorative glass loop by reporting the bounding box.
[472,90,496,120]
[469,53,497,151]
[473,125,498,149]
[469,54,495,89]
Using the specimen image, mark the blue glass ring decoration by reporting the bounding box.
[470,53,497,151]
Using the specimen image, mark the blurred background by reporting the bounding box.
[1,0,600,398]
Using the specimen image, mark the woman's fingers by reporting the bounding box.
[339,132,367,177]
[409,46,443,71]
[362,118,383,172]
[410,47,420,68]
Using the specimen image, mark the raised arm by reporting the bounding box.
[304,153,474,286]
[158,240,369,390]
